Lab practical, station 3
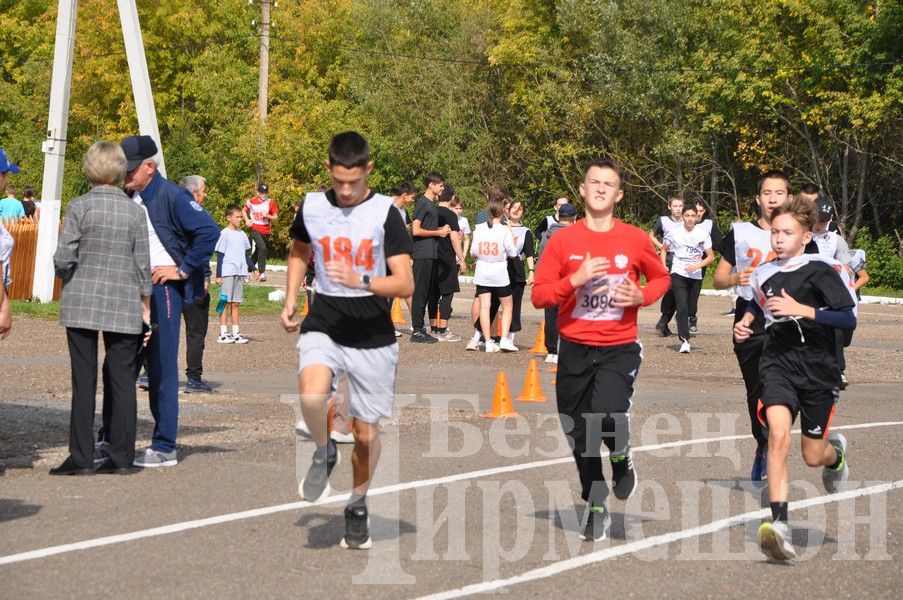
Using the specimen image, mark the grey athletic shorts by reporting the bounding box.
[296,331,399,423]
[220,275,245,303]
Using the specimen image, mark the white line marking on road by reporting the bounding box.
[1,420,900,566]
[416,479,903,600]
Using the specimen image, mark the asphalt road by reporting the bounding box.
[1,288,901,599]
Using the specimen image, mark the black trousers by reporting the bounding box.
[544,306,559,354]
[411,258,437,330]
[183,292,210,380]
[733,332,768,448]
[250,230,269,273]
[671,273,702,340]
[659,254,675,324]
[556,339,641,504]
[67,328,140,468]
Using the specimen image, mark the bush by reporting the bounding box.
[853,231,903,291]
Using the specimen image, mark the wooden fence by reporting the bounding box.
[3,217,62,301]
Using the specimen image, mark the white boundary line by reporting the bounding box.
[1,420,900,567]
[416,479,903,600]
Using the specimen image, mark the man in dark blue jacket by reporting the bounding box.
[120,135,219,467]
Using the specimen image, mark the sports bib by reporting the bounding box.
[813,231,839,260]
[303,192,392,298]
[732,222,775,300]
[571,273,627,322]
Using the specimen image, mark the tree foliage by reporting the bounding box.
[0,0,900,256]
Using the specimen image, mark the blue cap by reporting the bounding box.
[558,203,577,218]
[0,148,20,174]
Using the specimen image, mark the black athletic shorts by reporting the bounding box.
[475,284,512,297]
[758,367,838,439]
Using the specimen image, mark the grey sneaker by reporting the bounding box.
[436,330,462,342]
[758,520,797,560]
[822,432,848,494]
[580,505,612,541]
[133,447,178,468]
[300,440,340,503]
[94,440,110,466]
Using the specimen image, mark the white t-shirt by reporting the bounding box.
[471,222,517,287]
[458,216,471,237]
[215,228,252,277]
[133,193,176,268]
[663,226,712,280]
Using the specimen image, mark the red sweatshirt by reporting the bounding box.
[532,219,671,347]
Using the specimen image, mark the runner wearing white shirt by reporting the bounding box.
[471,196,518,352]
[661,205,714,353]
[650,197,685,336]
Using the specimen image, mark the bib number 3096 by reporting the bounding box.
[571,274,626,321]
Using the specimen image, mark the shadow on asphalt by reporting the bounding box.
[534,505,659,541]
[0,402,231,470]
[294,512,416,549]
[0,498,42,523]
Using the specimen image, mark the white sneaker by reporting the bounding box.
[330,430,355,444]
[758,520,797,560]
[258,273,267,282]
[232,333,250,344]
[294,420,312,439]
[545,353,558,364]
[679,339,691,353]
[466,338,483,351]
[484,341,501,353]
[217,334,234,344]
[499,338,519,352]
[394,330,403,337]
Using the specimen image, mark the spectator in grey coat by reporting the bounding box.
[50,141,152,475]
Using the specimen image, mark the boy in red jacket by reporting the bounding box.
[532,158,670,542]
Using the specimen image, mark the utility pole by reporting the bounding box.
[255,0,271,186]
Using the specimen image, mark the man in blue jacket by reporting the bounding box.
[120,135,219,467]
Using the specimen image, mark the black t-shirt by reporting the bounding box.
[412,195,438,260]
[758,260,855,388]
[289,190,412,348]
[436,205,460,265]
[723,221,819,335]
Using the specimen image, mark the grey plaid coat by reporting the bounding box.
[54,185,152,334]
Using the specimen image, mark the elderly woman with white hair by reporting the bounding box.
[50,141,152,475]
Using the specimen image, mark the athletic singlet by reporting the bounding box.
[813,230,839,260]
[750,254,858,331]
[510,225,529,256]
[731,221,775,300]
[302,191,392,297]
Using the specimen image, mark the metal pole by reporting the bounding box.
[117,0,166,176]
[256,0,270,185]
[32,0,78,303]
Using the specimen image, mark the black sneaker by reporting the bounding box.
[655,322,672,337]
[410,330,438,343]
[300,440,340,503]
[580,505,611,541]
[137,371,149,390]
[340,503,373,549]
[688,316,698,335]
[611,454,637,500]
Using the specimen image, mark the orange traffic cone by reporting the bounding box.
[484,371,517,418]
[300,293,309,316]
[517,359,546,402]
[528,323,546,353]
[391,298,406,325]
[550,365,558,373]
[436,305,442,328]
[496,308,503,338]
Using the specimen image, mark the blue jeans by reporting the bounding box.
[148,281,184,453]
